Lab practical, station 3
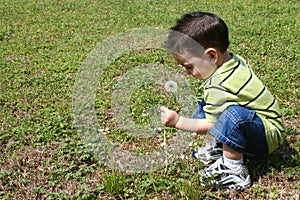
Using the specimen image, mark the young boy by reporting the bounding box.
[160,11,285,190]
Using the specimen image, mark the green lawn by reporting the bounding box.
[1,0,299,199]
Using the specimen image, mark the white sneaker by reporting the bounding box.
[199,157,252,190]
[192,139,223,165]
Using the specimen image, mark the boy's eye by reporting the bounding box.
[185,66,193,71]
[178,63,193,72]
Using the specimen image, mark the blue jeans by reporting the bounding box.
[192,101,268,155]
[192,99,206,119]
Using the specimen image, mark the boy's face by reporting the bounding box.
[172,52,217,80]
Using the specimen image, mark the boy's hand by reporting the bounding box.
[160,106,180,128]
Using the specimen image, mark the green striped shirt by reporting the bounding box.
[203,53,285,153]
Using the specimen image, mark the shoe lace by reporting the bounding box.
[206,157,226,172]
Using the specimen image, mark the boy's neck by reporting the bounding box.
[217,51,232,67]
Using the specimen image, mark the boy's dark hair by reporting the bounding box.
[165,12,229,54]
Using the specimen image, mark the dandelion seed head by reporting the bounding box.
[164,80,178,92]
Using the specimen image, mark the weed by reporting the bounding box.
[103,170,126,195]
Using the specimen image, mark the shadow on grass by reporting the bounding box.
[246,136,299,182]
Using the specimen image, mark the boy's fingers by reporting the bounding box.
[161,112,166,123]
[160,106,168,112]
[160,106,168,124]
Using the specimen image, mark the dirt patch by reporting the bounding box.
[284,117,300,132]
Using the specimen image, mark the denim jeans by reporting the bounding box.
[192,100,268,155]
[192,99,206,119]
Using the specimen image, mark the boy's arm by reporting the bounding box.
[160,106,214,134]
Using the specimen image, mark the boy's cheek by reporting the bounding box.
[195,64,217,79]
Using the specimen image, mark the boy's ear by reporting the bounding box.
[204,48,218,63]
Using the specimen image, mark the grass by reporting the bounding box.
[1,0,299,199]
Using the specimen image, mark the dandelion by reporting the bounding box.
[162,80,178,150]
[164,80,178,92]
[161,81,178,174]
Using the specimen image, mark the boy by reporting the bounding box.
[160,11,285,190]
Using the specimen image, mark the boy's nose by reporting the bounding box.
[191,69,202,79]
